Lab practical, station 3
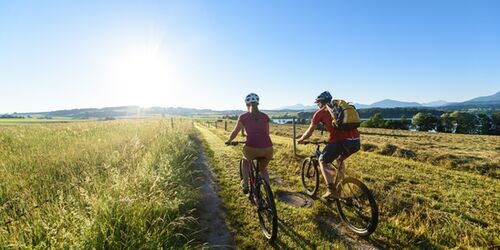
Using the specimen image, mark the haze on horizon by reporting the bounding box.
[1,0,499,113]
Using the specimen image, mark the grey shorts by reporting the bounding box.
[318,138,361,164]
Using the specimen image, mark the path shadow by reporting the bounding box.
[270,218,316,250]
[313,200,387,250]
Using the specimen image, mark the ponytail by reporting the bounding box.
[249,103,260,122]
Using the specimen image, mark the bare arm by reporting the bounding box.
[297,123,315,144]
[225,121,244,144]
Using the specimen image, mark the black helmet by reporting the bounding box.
[315,91,332,103]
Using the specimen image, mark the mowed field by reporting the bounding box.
[270,123,500,178]
[0,119,204,248]
[198,121,499,249]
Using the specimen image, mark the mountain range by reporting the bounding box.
[277,91,500,110]
[10,91,499,118]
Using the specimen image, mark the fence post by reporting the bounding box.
[293,118,297,156]
[224,120,227,131]
[215,121,218,129]
[171,117,174,128]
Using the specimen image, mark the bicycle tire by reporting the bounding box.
[335,177,378,236]
[256,180,278,242]
[301,157,320,196]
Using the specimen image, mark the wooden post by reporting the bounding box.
[293,118,297,156]
[171,117,174,128]
[224,120,227,131]
[215,121,218,129]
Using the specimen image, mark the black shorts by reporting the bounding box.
[318,138,361,164]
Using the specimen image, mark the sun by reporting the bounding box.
[104,42,177,106]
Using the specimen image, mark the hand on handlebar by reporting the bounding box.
[299,140,328,145]
[225,140,245,146]
[297,137,305,144]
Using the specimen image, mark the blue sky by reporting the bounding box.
[1,0,499,113]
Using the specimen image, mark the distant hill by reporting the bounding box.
[276,91,500,110]
[12,91,499,118]
[369,99,422,108]
[422,100,450,107]
[276,104,316,111]
[459,91,500,105]
[277,100,422,110]
[18,106,245,118]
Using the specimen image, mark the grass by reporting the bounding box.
[2,117,498,248]
[0,118,85,126]
[198,122,500,249]
[0,119,203,248]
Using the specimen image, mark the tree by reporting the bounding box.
[362,113,385,128]
[438,113,455,133]
[477,113,492,135]
[383,117,411,130]
[412,113,439,131]
[450,111,478,134]
[491,112,500,135]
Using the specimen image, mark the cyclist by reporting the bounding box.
[297,91,361,199]
[225,93,273,194]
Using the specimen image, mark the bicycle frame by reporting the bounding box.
[244,159,263,198]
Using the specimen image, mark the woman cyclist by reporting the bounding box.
[225,93,273,194]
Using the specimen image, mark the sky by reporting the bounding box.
[1,0,499,113]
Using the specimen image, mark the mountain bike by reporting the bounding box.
[301,141,378,236]
[227,141,278,242]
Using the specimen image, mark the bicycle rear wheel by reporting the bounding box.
[301,158,319,196]
[256,180,278,242]
[335,177,378,236]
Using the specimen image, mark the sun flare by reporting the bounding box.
[105,42,177,106]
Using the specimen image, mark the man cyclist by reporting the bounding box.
[297,91,361,199]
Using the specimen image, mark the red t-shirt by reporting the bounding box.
[311,107,360,143]
[238,112,273,148]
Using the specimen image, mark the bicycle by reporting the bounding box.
[300,141,379,236]
[227,141,278,242]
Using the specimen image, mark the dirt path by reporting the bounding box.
[193,136,235,249]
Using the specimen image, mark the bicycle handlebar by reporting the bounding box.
[225,141,246,146]
[300,141,328,145]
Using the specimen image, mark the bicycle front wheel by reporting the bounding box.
[301,158,319,196]
[335,177,378,236]
[256,180,278,242]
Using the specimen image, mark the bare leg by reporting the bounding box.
[258,160,271,184]
[241,159,250,187]
[319,160,334,185]
[336,159,346,181]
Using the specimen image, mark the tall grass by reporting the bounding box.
[0,119,201,248]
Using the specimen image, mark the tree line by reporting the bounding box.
[361,111,500,135]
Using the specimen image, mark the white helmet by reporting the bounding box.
[245,93,260,105]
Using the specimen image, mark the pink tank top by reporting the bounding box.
[238,112,273,148]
